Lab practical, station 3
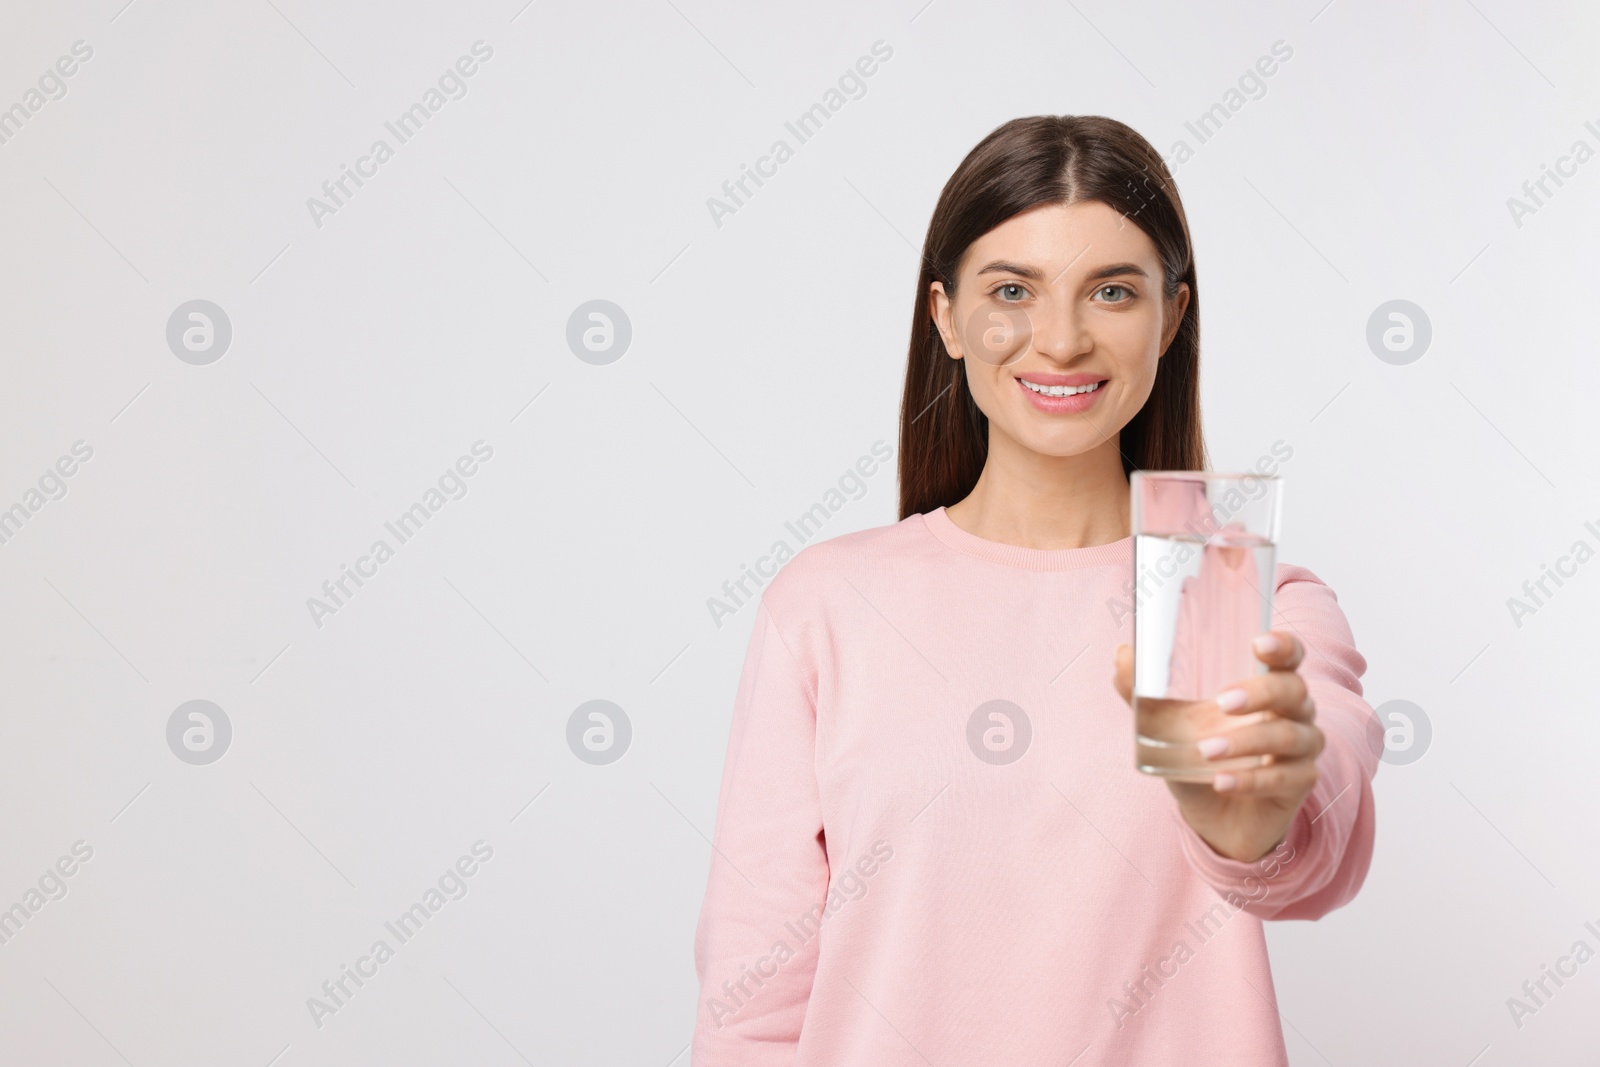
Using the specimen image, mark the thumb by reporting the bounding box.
[1112,643,1133,704]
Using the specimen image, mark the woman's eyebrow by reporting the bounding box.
[1086,262,1149,280]
[976,260,1045,280]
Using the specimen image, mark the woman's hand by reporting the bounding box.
[1113,632,1324,864]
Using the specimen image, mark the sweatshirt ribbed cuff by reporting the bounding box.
[1173,797,1314,896]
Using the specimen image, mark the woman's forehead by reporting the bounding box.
[961,201,1160,278]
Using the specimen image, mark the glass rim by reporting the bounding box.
[1130,470,1280,482]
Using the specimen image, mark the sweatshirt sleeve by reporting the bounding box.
[691,586,830,1065]
[1172,563,1380,921]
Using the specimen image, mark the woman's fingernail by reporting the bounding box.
[1197,736,1231,758]
[1252,634,1281,655]
[1213,773,1237,792]
[1215,688,1248,712]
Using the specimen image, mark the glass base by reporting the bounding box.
[1135,733,1271,783]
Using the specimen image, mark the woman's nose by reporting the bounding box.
[1029,300,1091,361]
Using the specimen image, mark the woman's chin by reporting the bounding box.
[1003,424,1109,461]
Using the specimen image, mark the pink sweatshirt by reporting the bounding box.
[692,506,1379,1065]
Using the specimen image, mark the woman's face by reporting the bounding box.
[930,199,1190,462]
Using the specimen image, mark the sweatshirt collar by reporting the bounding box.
[919,506,1133,572]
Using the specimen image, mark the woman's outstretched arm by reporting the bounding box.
[1169,564,1381,920]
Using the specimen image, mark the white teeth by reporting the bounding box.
[1020,378,1103,397]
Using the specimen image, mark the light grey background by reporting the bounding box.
[1,0,1595,1063]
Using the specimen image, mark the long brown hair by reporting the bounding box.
[897,115,1207,520]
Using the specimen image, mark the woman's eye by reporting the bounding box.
[1098,284,1132,302]
[993,283,1027,302]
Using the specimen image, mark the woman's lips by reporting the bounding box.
[1016,376,1106,414]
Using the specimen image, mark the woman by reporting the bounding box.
[691,115,1378,1065]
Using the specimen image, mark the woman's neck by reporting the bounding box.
[944,434,1131,550]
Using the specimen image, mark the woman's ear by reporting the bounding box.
[930,281,962,360]
[1159,282,1191,356]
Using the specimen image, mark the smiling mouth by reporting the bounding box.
[1017,378,1105,397]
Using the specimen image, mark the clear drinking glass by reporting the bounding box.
[1130,471,1282,781]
